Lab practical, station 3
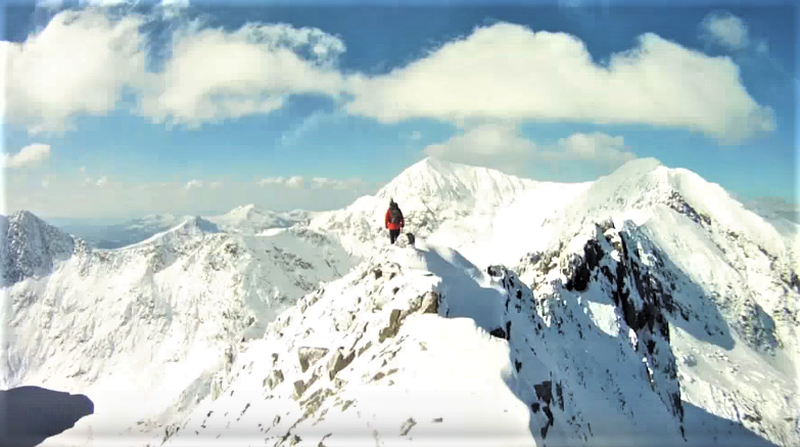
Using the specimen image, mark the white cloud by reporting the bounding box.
[160,0,189,7]
[258,175,365,191]
[309,177,366,190]
[281,109,340,146]
[257,176,304,189]
[96,176,108,187]
[79,0,134,6]
[411,131,422,140]
[700,11,750,51]
[3,9,348,133]
[137,21,348,127]
[346,22,775,143]
[257,177,284,187]
[553,132,636,165]
[185,179,203,190]
[35,0,64,9]
[423,123,635,175]
[209,181,223,190]
[285,176,305,189]
[423,122,537,175]
[79,166,87,174]
[2,9,149,134]
[2,143,51,169]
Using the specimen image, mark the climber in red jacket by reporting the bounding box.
[385,198,404,244]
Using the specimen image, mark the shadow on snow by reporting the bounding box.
[0,386,94,447]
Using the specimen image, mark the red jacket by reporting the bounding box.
[385,207,404,230]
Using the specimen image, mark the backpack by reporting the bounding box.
[390,206,403,224]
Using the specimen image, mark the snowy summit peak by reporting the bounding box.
[228,203,266,218]
[2,210,80,285]
[377,156,535,206]
[179,216,220,234]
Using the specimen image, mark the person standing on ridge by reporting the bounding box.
[385,198,404,244]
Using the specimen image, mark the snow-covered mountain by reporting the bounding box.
[206,204,316,236]
[56,205,318,249]
[4,156,798,447]
[54,213,192,249]
[308,157,585,258]
[141,221,796,446]
[137,157,798,447]
[1,210,355,443]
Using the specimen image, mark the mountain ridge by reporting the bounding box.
[3,156,799,447]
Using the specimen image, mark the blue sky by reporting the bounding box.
[0,0,796,219]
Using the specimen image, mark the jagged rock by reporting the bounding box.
[293,380,307,399]
[298,347,329,373]
[486,265,504,277]
[378,309,402,343]
[264,369,284,390]
[378,293,440,343]
[357,341,372,357]
[534,381,553,406]
[405,291,440,315]
[327,349,355,380]
[399,417,416,436]
[541,405,555,438]
[564,237,604,292]
[489,327,507,339]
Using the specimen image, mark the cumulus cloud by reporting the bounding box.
[700,11,750,51]
[423,123,537,175]
[96,176,108,187]
[137,21,348,127]
[185,179,203,190]
[422,123,636,175]
[3,8,348,132]
[346,22,775,143]
[3,12,774,144]
[2,9,149,134]
[2,143,51,169]
[552,132,636,165]
[258,175,305,189]
[209,181,223,190]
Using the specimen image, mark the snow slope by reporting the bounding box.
[1,210,355,444]
[139,232,761,447]
[510,158,800,447]
[4,156,798,447]
[144,157,798,447]
[308,157,583,258]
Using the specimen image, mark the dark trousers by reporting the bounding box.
[389,229,401,244]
